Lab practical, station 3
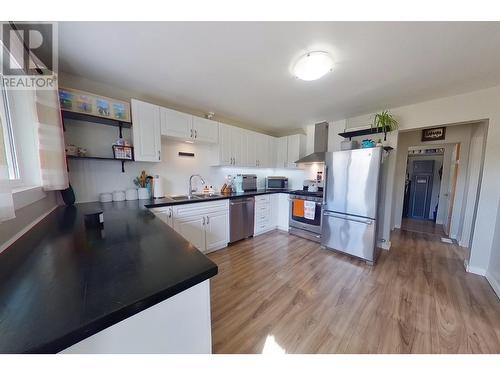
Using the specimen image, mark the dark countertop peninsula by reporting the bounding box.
[0,200,218,354]
[145,189,291,208]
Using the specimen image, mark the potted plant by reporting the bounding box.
[373,110,398,141]
[134,170,152,199]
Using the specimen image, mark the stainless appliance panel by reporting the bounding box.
[266,176,288,190]
[229,197,255,243]
[324,147,382,219]
[289,198,323,234]
[321,211,376,262]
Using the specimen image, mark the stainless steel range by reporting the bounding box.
[288,190,323,243]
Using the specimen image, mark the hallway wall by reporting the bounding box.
[393,125,474,239]
[487,199,500,299]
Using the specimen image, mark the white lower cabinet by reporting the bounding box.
[174,215,206,250]
[205,210,229,251]
[254,195,274,235]
[277,193,290,231]
[169,200,229,254]
[151,207,173,227]
[153,194,290,251]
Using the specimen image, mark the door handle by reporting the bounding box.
[158,150,161,160]
[195,129,198,138]
[168,209,172,218]
[323,211,373,225]
[191,128,193,138]
[206,215,210,224]
[202,216,205,225]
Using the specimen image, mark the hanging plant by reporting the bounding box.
[373,110,398,141]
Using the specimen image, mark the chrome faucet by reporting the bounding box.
[188,174,206,198]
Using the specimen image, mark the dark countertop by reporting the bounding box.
[0,200,218,353]
[145,189,291,208]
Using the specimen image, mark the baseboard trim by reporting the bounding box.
[465,260,486,276]
[0,204,58,254]
[378,241,391,250]
[486,272,500,301]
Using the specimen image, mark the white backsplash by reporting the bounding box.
[68,138,315,203]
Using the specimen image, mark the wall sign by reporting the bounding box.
[421,127,446,142]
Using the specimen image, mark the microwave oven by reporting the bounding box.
[266,176,288,190]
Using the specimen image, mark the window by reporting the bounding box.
[0,85,20,181]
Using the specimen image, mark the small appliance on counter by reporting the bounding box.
[303,179,319,192]
[266,176,288,190]
[233,174,257,193]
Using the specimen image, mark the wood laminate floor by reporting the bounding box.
[208,229,500,353]
[401,218,446,236]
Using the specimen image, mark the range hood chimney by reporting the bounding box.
[295,122,329,164]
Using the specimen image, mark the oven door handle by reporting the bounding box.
[288,198,323,206]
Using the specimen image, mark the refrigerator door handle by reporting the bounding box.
[322,165,328,206]
[323,211,373,225]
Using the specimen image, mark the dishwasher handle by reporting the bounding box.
[230,199,254,205]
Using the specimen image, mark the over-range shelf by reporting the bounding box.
[62,110,134,173]
[338,126,391,140]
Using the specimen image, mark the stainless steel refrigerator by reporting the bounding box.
[321,147,382,264]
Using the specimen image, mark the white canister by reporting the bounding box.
[125,188,138,201]
[137,187,150,200]
[112,190,126,202]
[99,192,113,203]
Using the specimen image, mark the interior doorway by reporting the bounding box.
[401,146,446,236]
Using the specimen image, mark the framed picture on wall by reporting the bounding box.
[421,127,446,142]
[58,87,131,122]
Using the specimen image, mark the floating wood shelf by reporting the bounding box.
[66,155,132,173]
[338,126,391,140]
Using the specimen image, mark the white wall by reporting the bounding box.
[68,134,308,202]
[486,200,500,299]
[393,125,474,239]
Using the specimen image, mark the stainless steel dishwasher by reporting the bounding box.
[229,196,255,243]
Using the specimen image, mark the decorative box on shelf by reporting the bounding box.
[112,145,134,160]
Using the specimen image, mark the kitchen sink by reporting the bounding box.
[194,193,221,198]
[169,195,201,201]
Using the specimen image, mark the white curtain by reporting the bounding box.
[35,86,69,191]
[0,120,15,222]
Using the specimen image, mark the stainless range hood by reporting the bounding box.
[295,122,329,164]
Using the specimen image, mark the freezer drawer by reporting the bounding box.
[321,211,376,262]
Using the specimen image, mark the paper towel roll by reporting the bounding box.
[153,175,165,198]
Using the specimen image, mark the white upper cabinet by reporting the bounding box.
[131,99,161,162]
[276,137,288,168]
[275,134,306,168]
[246,130,257,167]
[160,107,192,139]
[160,107,218,144]
[192,116,218,143]
[286,134,306,168]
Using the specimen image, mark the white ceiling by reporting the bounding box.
[58,22,500,132]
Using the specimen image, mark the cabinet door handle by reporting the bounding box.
[191,128,194,138]
[206,215,210,224]
[168,209,172,218]
[203,216,205,225]
[158,150,161,160]
[195,130,198,138]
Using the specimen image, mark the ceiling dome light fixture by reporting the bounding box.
[293,51,333,81]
